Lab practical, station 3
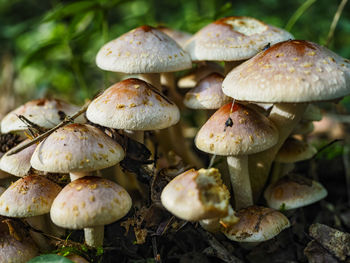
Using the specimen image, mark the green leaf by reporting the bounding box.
[28,254,74,263]
[21,40,61,68]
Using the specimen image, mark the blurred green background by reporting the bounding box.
[0,0,349,106]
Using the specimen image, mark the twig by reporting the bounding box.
[325,0,348,47]
[6,101,90,156]
[311,139,343,160]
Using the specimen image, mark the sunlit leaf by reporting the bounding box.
[28,254,74,263]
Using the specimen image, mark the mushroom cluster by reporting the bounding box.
[0,14,349,261]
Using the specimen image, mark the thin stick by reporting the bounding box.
[325,0,348,47]
[285,0,317,31]
[6,101,90,156]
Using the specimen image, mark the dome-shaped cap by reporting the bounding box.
[50,176,132,229]
[264,174,327,210]
[223,40,350,103]
[161,168,230,221]
[1,99,85,133]
[0,139,37,177]
[0,174,61,217]
[31,124,124,173]
[185,16,293,62]
[157,26,192,48]
[184,73,230,109]
[195,102,278,155]
[275,137,317,163]
[96,25,192,73]
[86,78,180,130]
[223,206,290,242]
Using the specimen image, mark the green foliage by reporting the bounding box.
[28,254,74,263]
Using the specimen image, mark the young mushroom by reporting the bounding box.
[50,176,132,248]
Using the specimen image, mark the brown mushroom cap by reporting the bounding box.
[275,137,317,163]
[96,25,192,73]
[30,124,124,174]
[86,78,180,130]
[184,73,230,109]
[185,16,293,62]
[223,40,350,103]
[161,168,230,221]
[157,26,192,48]
[0,139,37,177]
[195,102,278,155]
[223,206,290,242]
[264,174,327,210]
[1,98,85,133]
[50,176,132,229]
[0,174,61,217]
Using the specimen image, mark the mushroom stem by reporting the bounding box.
[84,225,104,248]
[161,72,184,108]
[124,130,144,144]
[26,215,52,251]
[69,172,88,182]
[270,162,295,184]
[227,155,253,209]
[248,103,308,200]
[139,73,161,91]
[224,61,243,75]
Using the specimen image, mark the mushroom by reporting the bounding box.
[50,176,132,248]
[30,123,124,181]
[195,102,278,209]
[0,174,61,251]
[264,174,327,210]
[222,40,350,199]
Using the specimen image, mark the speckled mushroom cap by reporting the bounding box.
[223,40,350,103]
[161,168,230,221]
[0,174,61,217]
[96,25,192,73]
[178,62,224,89]
[0,139,37,177]
[185,16,293,62]
[50,176,132,229]
[31,124,124,173]
[86,78,180,130]
[184,73,230,109]
[1,98,85,134]
[157,26,192,48]
[223,206,290,242]
[264,174,327,210]
[195,102,278,155]
[275,137,317,163]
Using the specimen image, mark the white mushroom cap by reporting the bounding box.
[161,168,230,221]
[31,124,124,173]
[96,25,192,73]
[0,174,61,217]
[264,174,328,210]
[1,98,85,133]
[223,206,290,242]
[0,139,37,177]
[50,176,132,229]
[223,40,350,103]
[275,137,317,163]
[195,102,278,155]
[86,78,180,130]
[184,73,230,109]
[185,16,293,62]
[157,26,192,48]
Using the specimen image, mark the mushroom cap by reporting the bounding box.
[0,174,61,217]
[0,139,37,177]
[86,78,180,130]
[1,98,85,133]
[195,102,278,155]
[161,168,230,221]
[178,62,224,89]
[275,137,317,163]
[223,206,290,242]
[31,124,124,173]
[157,26,192,48]
[223,40,350,103]
[50,176,132,229]
[184,73,230,109]
[264,174,328,210]
[185,16,293,62]
[96,25,192,73]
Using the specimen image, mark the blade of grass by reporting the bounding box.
[325,0,348,47]
[285,0,318,32]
